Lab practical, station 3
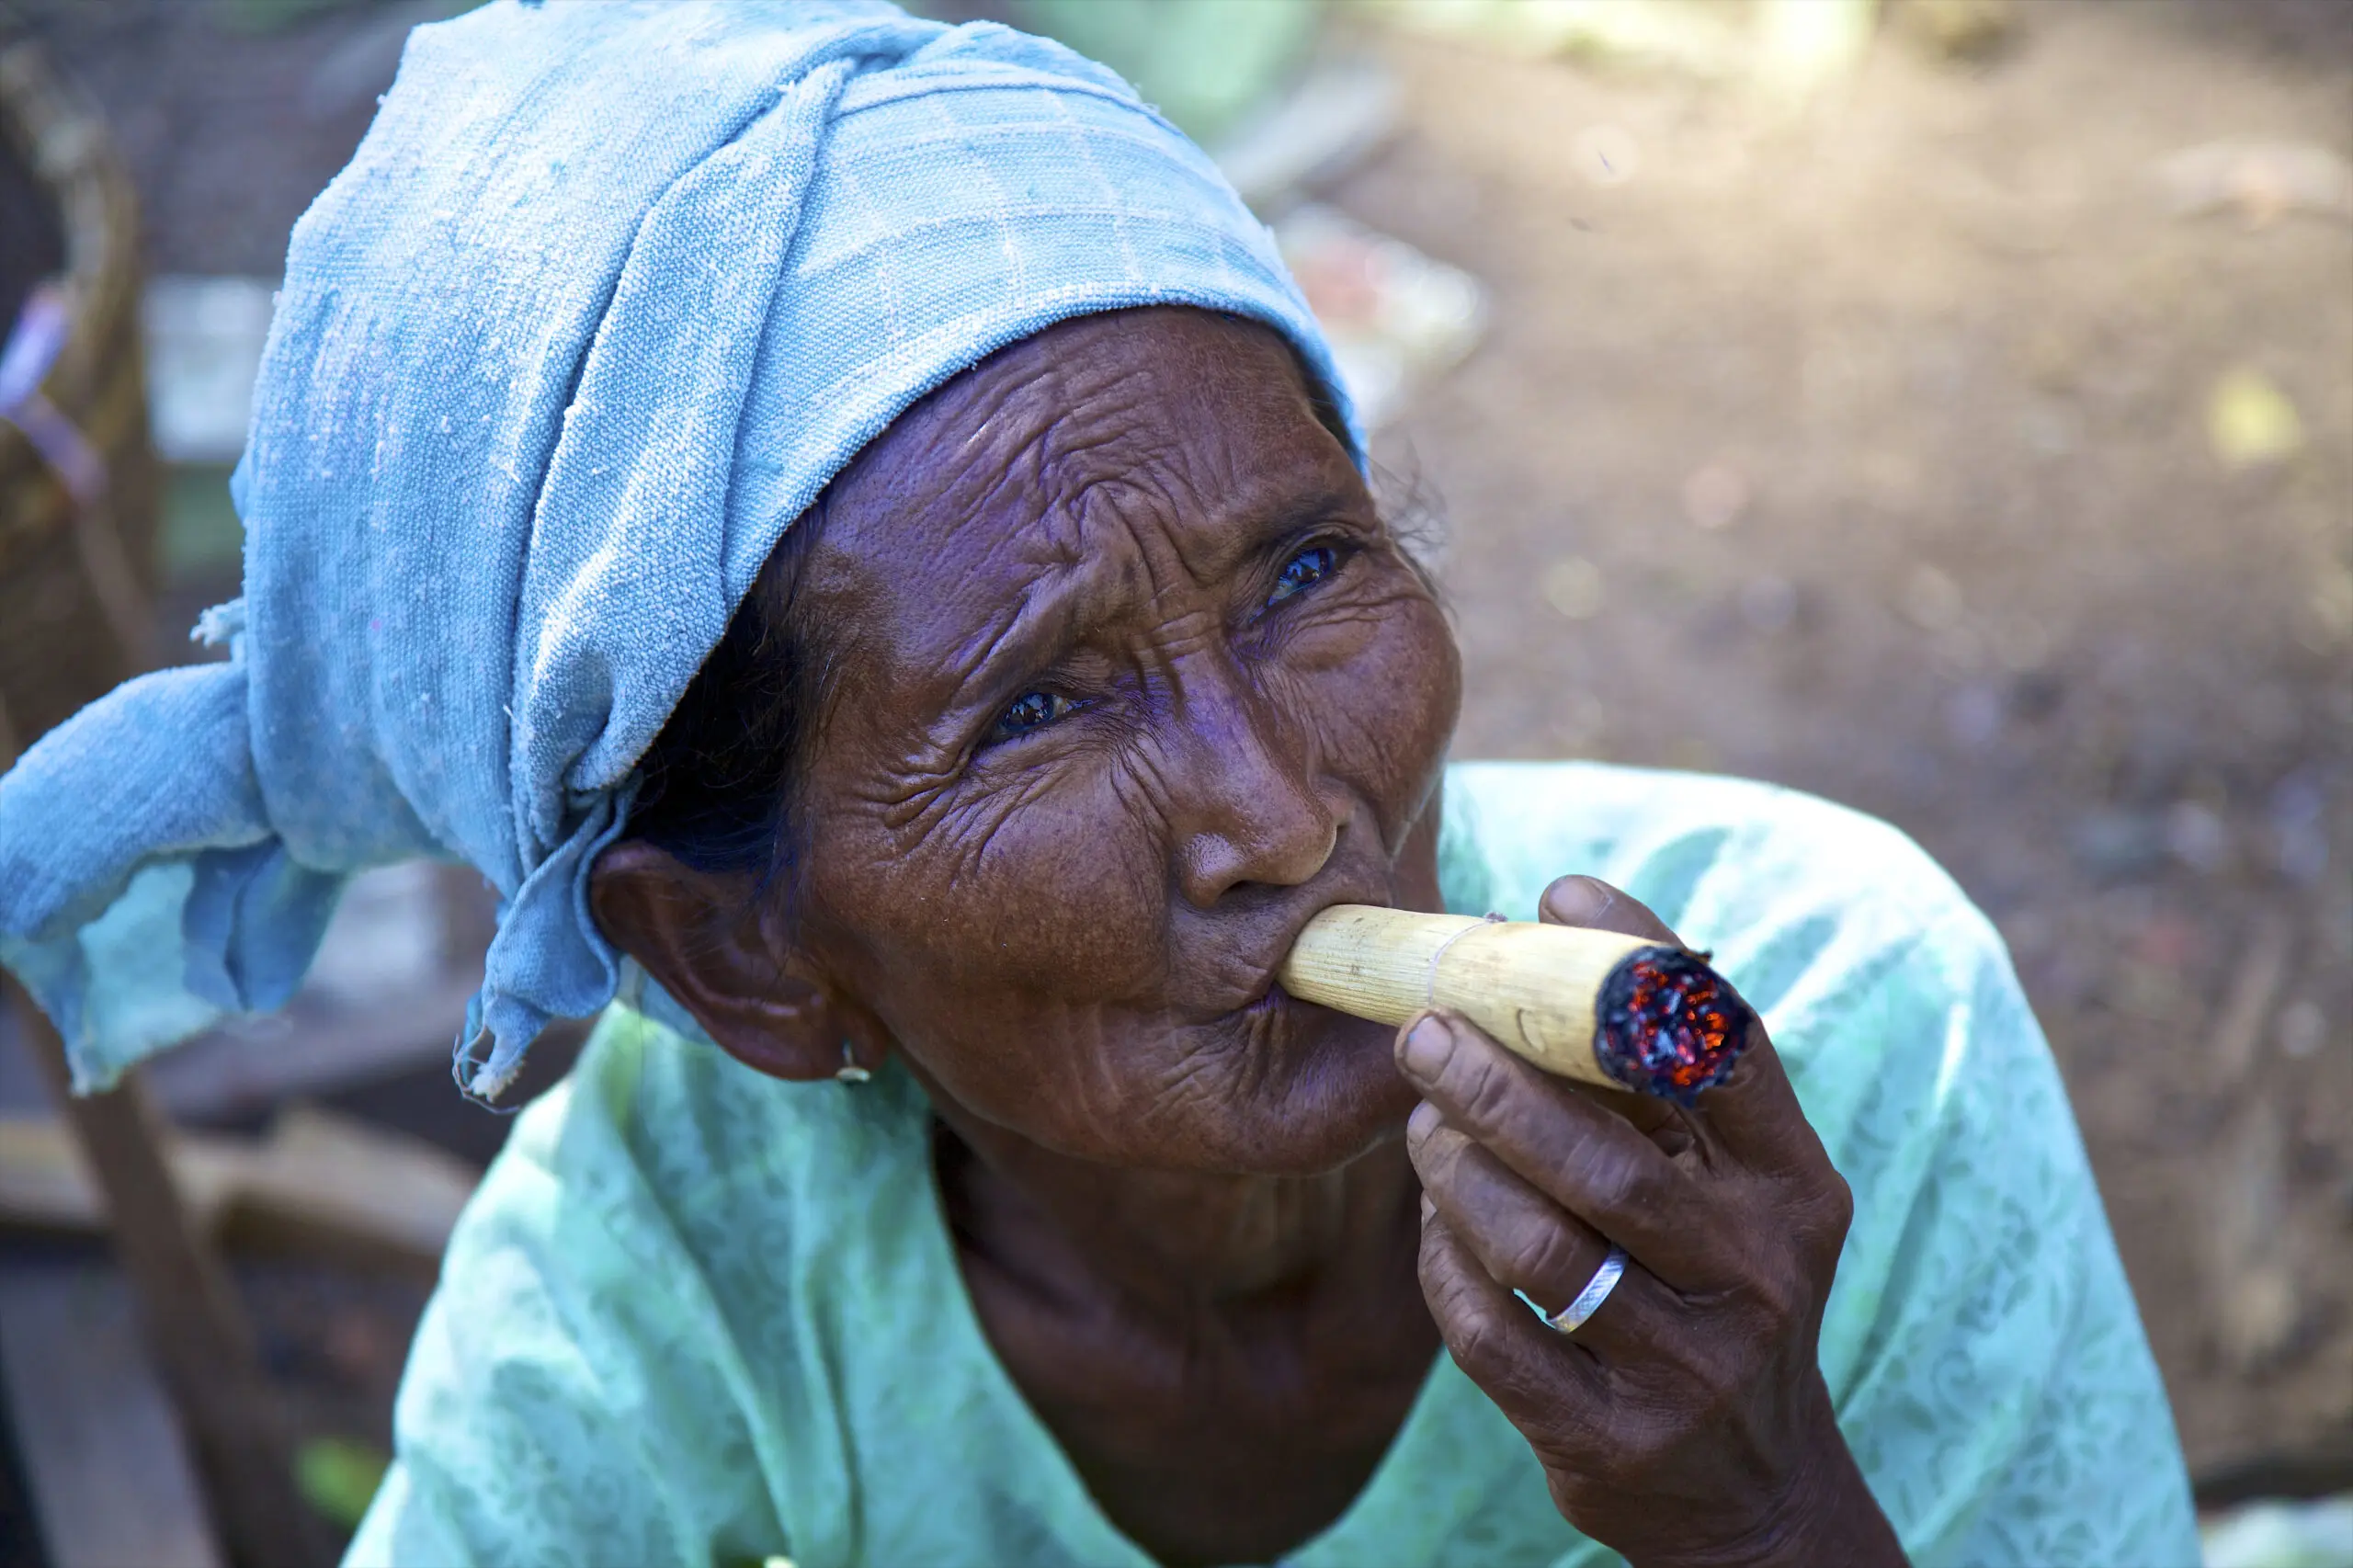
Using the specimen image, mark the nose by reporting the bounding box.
[1166,657,1338,907]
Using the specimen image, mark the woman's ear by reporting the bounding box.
[588,838,877,1082]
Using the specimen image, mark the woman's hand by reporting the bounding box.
[1397,875,1905,1568]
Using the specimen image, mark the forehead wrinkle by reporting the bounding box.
[1056,392,1358,593]
[925,336,1162,541]
[949,418,1356,700]
[810,313,1366,764]
[1036,390,1270,622]
[878,369,1167,665]
[932,433,1186,690]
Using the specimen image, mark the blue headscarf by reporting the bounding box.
[0,0,1352,1099]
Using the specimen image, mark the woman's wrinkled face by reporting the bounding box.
[791,308,1461,1175]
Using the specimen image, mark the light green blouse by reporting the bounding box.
[348,762,2199,1568]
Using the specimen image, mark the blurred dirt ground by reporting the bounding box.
[11,0,2353,1498]
[1334,1,2353,1471]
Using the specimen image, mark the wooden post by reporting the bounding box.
[4,977,332,1568]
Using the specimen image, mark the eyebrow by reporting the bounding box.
[937,473,1372,715]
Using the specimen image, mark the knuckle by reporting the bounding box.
[1583,1147,1668,1218]
[1498,1217,1587,1295]
[1809,1226,1848,1279]
[1445,1301,1518,1381]
[1416,1250,1448,1308]
[1449,1045,1523,1131]
[1817,1168,1857,1237]
[1418,1225,1493,1329]
[1777,1166,1856,1278]
[1418,1256,1472,1331]
[1416,1214,1453,1278]
[1408,1122,1466,1190]
[1745,1260,1806,1331]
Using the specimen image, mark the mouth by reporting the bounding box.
[1226,881,1396,1022]
[1242,976,1301,1018]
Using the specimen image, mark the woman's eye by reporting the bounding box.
[988,689,1071,744]
[1268,544,1338,606]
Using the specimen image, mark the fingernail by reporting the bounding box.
[1544,875,1609,924]
[1399,1013,1452,1080]
[1406,1099,1441,1142]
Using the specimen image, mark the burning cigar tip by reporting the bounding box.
[1592,945,1754,1104]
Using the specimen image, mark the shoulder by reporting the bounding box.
[1438,761,2050,1200]
[364,1013,931,1562]
[464,1006,932,1311]
[1439,760,1998,1033]
[1440,761,1964,916]
[411,1006,847,1410]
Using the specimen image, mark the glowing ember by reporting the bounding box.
[1593,947,1753,1103]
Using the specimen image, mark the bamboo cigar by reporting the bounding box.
[1277,905,1755,1102]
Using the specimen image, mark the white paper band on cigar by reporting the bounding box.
[1423,912,1506,1010]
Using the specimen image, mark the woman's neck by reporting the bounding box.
[920,1085,1440,1568]
[934,1105,1424,1334]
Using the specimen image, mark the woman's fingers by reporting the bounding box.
[1416,1203,1608,1423]
[1410,1108,1614,1312]
[1535,876,1691,1140]
[1539,873,1680,946]
[1398,1010,1730,1288]
[1408,874,1874,1564]
[1677,1024,1837,1179]
[1402,1111,1665,1356]
[1540,874,1819,1177]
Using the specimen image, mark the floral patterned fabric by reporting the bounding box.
[348,762,2199,1568]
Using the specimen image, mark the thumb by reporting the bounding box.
[1539,874,1682,948]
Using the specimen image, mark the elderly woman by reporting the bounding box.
[0,5,2194,1566]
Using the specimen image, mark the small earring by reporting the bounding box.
[835,1040,870,1085]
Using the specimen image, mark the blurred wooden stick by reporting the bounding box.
[0,1102,478,1282]
[5,982,331,1568]
[2208,912,2295,1091]
[0,1255,226,1568]
[2201,913,2303,1375]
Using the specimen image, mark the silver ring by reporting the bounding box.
[1544,1244,1628,1335]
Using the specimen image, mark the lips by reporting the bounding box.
[1211,876,1395,1022]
